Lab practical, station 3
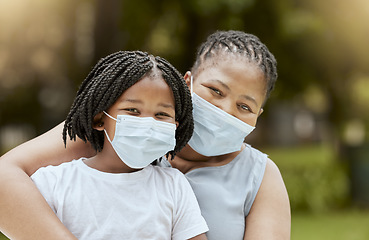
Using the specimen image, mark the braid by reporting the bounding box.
[155,56,194,158]
[63,51,193,157]
[193,30,278,100]
[63,51,153,151]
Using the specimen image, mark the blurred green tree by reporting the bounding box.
[1,0,369,152]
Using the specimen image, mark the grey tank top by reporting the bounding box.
[156,144,267,240]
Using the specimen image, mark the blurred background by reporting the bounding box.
[1,0,369,239]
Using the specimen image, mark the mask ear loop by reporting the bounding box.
[103,111,118,121]
[102,111,116,142]
[190,76,193,95]
[104,129,114,143]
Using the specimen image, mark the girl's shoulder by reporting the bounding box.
[150,164,186,181]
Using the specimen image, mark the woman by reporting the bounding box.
[0,30,290,239]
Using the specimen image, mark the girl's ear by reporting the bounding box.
[183,71,192,89]
[92,112,104,131]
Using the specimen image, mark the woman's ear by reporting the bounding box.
[258,108,264,117]
[183,71,192,89]
[92,112,104,131]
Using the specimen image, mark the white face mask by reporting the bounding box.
[103,112,176,169]
[188,77,255,156]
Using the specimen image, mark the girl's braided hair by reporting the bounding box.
[63,51,193,159]
[192,30,278,100]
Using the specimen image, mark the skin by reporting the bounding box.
[176,57,291,239]
[0,57,290,240]
[0,74,207,240]
[87,75,206,239]
[174,57,265,169]
[86,74,178,174]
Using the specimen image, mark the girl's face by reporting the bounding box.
[102,75,178,139]
[187,58,266,127]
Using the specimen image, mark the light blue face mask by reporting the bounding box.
[188,77,255,156]
[103,112,176,169]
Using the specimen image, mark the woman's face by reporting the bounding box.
[187,57,266,127]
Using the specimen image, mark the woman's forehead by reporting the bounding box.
[196,56,265,80]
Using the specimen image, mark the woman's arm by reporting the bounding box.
[189,233,207,240]
[0,122,96,239]
[244,159,291,240]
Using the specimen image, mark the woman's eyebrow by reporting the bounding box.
[208,79,230,90]
[240,94,258,106]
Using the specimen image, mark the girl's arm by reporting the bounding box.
[0,122,96,239]
[244,159,291,240]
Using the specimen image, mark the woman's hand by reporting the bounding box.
[0,122,95,239]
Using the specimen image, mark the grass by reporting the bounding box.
[0,233,6,240]
[261,143,336,167]
[292,209,369,240]
[1,210,369,239]
[1,144,367,239]
[262,143,350,212]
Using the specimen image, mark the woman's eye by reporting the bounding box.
[239,104,252,112]
[209,87,222,96]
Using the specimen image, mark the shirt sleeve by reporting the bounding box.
[30,166,58,213]
[171,171,209,240]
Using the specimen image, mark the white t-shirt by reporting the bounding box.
[31,159,208,240]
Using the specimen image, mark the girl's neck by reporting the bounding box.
[84,150,141,174]
[171,144,245,174]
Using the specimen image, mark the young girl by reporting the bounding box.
[29,51,208,240]
[0,30,290,239]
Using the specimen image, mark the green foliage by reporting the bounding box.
[263,144,350,212]
[189,0,254,15]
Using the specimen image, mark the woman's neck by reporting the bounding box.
[171,144,245,174]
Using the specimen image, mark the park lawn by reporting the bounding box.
[1,210,369,239]
[0,144,366,239]
[292,209,369,240]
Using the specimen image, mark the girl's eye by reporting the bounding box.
[125,108,139,113]
[156,112,172,118]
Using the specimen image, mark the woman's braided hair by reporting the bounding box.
[63,51,193,159]
[192,30,278,100]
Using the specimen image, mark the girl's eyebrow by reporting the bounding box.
[159,103,175,109]
[121,99,142,104]
[121,99,174,109]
